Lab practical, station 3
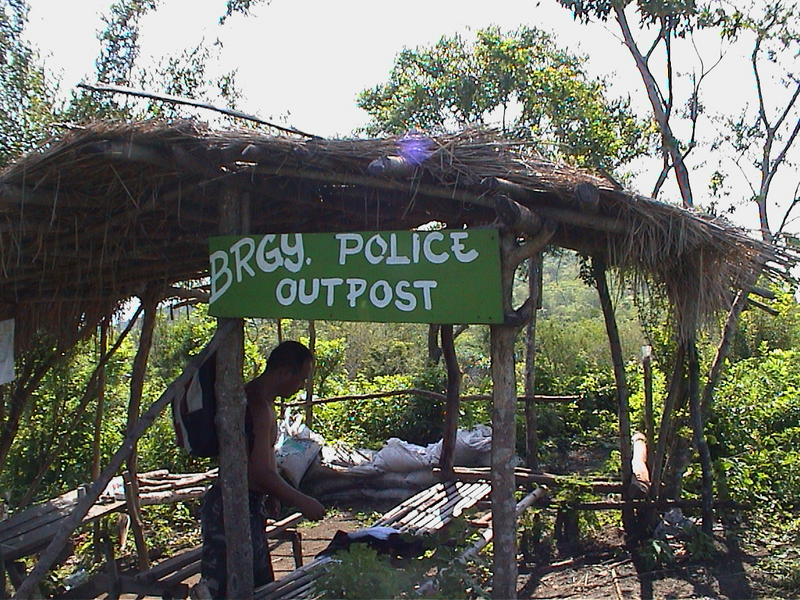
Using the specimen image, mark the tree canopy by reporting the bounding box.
[358,26,654,171]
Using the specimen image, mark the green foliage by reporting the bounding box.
[710,348,800,509]
[637,537,676,571]
[317,544,415,599]
[559,0,704,34]
[316,520,487,599]
[358,26,652,170]
[0,0,60,167]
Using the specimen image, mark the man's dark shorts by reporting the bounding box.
[200,484,274,599]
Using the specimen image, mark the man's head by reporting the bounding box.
[265,341,313,397]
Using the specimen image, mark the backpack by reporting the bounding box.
[172,351,219,457]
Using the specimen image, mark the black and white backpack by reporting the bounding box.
[172,352,219,457]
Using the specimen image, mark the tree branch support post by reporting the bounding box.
[593,257,635,536]
[489,197,554,599]
[524,253,543,470]
[215,188,253,599]
[304,320,316,427]
[439,324,461,477]
[688,337,714,534]
[124,289,159,570]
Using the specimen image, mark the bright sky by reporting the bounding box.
[24,0,800,235]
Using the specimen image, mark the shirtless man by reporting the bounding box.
[200,341,325,599]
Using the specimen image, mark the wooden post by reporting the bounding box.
[439,324,461,477]
[124,290,159,570]
[215,188,253,599]
[593,257,634,534]
[524,254,543,470]
[642,345,654,471]
[304,320,316,427]
[490,322,519,600]
[687,338,714,534]
[488,201,554,600]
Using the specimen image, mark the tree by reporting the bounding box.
[358,26,653,171]
[709,1,800,242]
[0,0,60,167]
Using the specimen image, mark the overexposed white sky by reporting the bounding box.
[24,0,800,235]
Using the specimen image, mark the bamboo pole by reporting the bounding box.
[10,322,236,600]
[215,188,253,599]
[124,291,159,570]
[593,257,634,535]
[438,325,461,477]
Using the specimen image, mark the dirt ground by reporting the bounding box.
[516,534,767,600]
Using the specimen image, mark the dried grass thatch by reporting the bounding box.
[0,119,794,349]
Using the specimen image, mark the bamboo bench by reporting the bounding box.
[253,479,492,600]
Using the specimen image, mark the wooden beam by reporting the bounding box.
[494,194,542,236]
[746,296,779,315]
[490,245,521,600]
[215,188,253,600]
[10,322,236,600]
[574,182,600,213]
[525,253,543,470]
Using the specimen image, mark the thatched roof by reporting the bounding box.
[0,120,793,349]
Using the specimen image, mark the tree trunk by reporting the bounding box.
[439,324,461,477]
[642,347,654,472]
[593,257,634,535]
[490,323,519,600]
[524,254,543,469]
[215,188,253,600]
[650,346,686,498]
[125,291,159,570]
[427,324,442,365]
[688,338,714,534]
[614,4,694,208]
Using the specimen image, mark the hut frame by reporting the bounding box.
[1,120,796,600]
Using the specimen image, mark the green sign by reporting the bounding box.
[207,229,503,324]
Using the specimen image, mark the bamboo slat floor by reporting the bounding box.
[254,479,493,600]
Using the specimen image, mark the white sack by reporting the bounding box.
[372,438,434,473]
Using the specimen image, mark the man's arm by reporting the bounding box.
[247,402,325,520]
